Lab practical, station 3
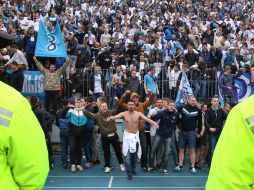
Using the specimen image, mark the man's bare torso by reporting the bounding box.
[123,111,140,133]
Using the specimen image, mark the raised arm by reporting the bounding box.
[33,56,45,73]
[83,110,97,120]
[138,112,159,128]
[143,90,153,109]
[119,91,130,110]
[107,112,125,121]
[60,57,70,75]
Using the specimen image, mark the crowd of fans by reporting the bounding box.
[0,0,254,104]
[0,0,253,178]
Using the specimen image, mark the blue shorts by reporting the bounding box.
[178,130,196,149]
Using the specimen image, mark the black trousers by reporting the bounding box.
[45,90,58,114]
[26,54,38,71]
[69,135,85,165]
[101,133,123,167]
[139,131,148,168]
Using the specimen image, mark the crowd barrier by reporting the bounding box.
[21,68,254,106]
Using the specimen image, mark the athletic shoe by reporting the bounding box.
[142,167,148,172]
[92,160,100,165]
[174,165,183,172]
[190,167,197,174]
[71,165,76,173]
[85,162,92,168]
[147,167,156,173]
[120,164,126,172]
[76,165,84,172]
[162,169,168,175]
[104,167,111,173]
[128,173,132,180]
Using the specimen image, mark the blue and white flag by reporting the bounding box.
[234,71,254,103]
[217,71,224,108]
[22,71,45,101]
[176,72,194,107]
[35,20,67,57]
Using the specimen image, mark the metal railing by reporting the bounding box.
[62,68,218,106]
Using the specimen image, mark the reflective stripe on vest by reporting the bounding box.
[0,107,13,128]
[0,107,13,118]
[246,115,254,134]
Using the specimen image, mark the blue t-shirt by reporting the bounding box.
[144,73,157,94]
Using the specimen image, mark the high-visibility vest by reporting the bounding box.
[206,95,254,190]
[0,82,49,190]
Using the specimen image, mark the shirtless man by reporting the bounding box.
[108,99,159,180]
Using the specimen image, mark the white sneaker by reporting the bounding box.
[104,167,111,173]
[76,165,84,172]
[120,164,126,172]
[71,165,76,173]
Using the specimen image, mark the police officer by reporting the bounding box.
[206,95,254,189]
[0,81,49,189]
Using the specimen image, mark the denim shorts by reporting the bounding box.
[178,130,196,149]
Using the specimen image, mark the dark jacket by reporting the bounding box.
[24,33,37,55]
[42,110,54,134]
[67,39,77,55]
[151,110,179,138]
[56,107,69,130]
[76,48,91,69]
[69,73,82,94]
[89,72,106,93]
[205,107,227,135]
[178,104,202,132]
[185,52,199,67]
[32,107,47,137]
[125,76,141,94]
[84,107,119,135]
[95,50,112,69]
[210,49,223,68]
[56,107,69,128]
[218,72,233,96]
[9,70,24,92]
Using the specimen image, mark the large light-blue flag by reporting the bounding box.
[176,72,194,107]
[217,71,224,107]
[35,20,67,57]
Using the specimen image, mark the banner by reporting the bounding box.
[35,20,67,58]
[234,72,254,103]
[217,71,254,105]
[22,71,45,101]
[176,72,194,107]
[217,71,224,107]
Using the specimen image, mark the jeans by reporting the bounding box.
[47,135,53,166]
[101,133,123,167]
[150,135,164,166]
[93,93,103,102]
[66,55,77,79]
[139,131,148,168]
[171,131,178,164]
[91,126,100,161]
[59,128,69,165]
[69,135,85,165]
[149,134,171,169]
[208,134,220,167]
[192,80,200,97]
[200,78,208,99]
[45,90,59,114]
[124,143,138,174]
[84,130,93,163]
[178,130,196,149]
